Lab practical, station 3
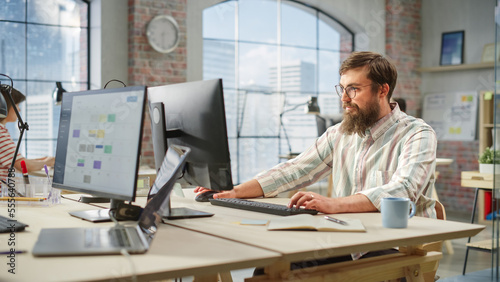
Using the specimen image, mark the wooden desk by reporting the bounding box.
[461,171,496,224]
[167,196,484,281]
[0,194,484,281]
[0,197,280,281]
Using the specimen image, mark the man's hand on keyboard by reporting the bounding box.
[288,191,378,214]
[194,187,236,199]
[288,191,323,211]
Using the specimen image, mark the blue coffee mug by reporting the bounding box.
[381,197,416,228]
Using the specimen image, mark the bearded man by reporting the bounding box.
[197,51,437,218]
[195,51,438,269]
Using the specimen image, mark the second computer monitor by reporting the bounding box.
[148,79,233,192]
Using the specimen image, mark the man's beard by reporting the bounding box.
[339,99,381,137]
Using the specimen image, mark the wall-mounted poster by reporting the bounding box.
[422,91,478,141]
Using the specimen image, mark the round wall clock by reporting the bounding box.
[146,15,180,54]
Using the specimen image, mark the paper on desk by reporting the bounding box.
[267,214,366,232]
[239,219,268,226]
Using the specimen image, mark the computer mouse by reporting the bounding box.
[195,191,218,202]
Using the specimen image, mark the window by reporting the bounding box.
[203,0,353,183]
[0,0,89,158]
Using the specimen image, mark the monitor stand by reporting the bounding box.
[69,199,142,222]
[162,198,213,220]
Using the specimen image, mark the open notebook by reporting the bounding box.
[267,214,366,232]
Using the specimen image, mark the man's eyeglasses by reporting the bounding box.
[335,84,373,99]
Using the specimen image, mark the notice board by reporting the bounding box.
[422,91,478,141]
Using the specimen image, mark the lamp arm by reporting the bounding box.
[279,102,307,117]
[2,82,29,169]
[279,102,307,155]
[0,73,29,198]
[4,91,29,132]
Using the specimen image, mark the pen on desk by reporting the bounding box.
[0,250,27,255]
[324,216,348,225]
[0,197,47,202]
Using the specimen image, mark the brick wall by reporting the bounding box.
[385,0,477,213]
[435,141,478,212]
[128,0,187,168]
[385,0,422,117]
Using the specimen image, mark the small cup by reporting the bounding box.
[381,197,416,228]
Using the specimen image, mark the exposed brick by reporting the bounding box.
[128,0,187,167]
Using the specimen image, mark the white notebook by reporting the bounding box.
[267,214,366,232]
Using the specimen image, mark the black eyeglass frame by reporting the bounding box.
[335,83,374,99]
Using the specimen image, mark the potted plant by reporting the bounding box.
[478,147,500,173]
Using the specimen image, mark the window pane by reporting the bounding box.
[228,138,238,183]
[23,139,56,159]
[203,40,236,89]
[281,46,317,93]
[319,13,352,52]
[239,0,277,44]
[238,138,279,182]
[27,24,88,82]
[281,0,316,48]
[0,0,26,21]
[203,0,235,40]
[0,22,26,79]
[281,94,317,138]
[238,91,281,137]
[28,0,88,27]
[239,43,277,88]
[224,89,237,138]
[318,93,341,116]
[318,50,340,93]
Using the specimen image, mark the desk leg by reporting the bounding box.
[248,250,440,281]
[193,273,218,282]
[463,187,479,275]
[264,260,290,279]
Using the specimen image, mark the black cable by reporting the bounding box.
[103,79,127,89]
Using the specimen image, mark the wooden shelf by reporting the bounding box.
[466,239,496,250]
[417,62,494,72]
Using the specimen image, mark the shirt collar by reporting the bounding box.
[365,102,402,140]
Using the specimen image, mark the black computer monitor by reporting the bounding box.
[315,114,343,136]
[52,86,147,222]
[147,79,233,217]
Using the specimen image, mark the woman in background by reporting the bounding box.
[0,85,54,180]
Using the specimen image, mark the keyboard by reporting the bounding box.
[209,198,319,216]
[0,215,28,233]
[110,228,132,247]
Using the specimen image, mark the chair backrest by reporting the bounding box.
[435,200,446,220]
[422,200,446,282]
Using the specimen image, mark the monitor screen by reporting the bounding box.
[147,79,233,192]
[53,86,147,203]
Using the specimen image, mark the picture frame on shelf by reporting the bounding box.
[481,43,500,62]
[440,30,464,66]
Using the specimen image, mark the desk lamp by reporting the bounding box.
[53,81,67,105]
[280,96,320,156]
[0,74,30,194]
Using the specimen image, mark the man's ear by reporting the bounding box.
[379,83,390,99]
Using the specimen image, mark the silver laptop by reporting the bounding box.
[32,145,190,256]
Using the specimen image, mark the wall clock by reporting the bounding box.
[146,15,180,54]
